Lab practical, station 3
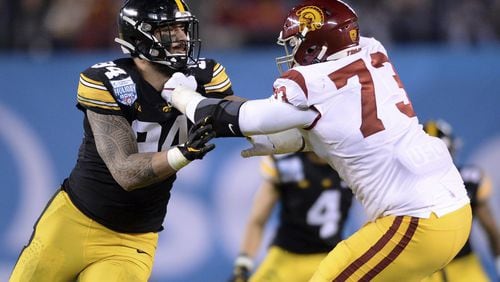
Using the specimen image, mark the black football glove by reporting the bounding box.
[178,116,216,161]
[228,265,250,282]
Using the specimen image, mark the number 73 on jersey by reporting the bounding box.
[329,51,416,138]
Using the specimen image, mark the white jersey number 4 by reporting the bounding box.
[306,190,342,239]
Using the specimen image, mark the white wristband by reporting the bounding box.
[167,147,191,171]
[234,255,254,271]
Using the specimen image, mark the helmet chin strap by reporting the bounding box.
[312,46,328,64]
[115,38,134,54]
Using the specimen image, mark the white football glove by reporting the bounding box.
[240,128,307,158]
[240,135,275,158]
[161,72,197,104]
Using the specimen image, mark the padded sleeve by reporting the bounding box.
[238,97,318,135]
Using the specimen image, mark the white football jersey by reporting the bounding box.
[271,37,469,221]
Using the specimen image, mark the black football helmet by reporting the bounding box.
[276,0,359,73]
[423,119,461,157]
[116,0,200,72]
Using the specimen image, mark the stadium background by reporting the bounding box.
[0,0,499,281]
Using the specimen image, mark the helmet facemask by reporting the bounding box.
[149,15,200,69]
[276,28,308,74]
[116,7,201,73]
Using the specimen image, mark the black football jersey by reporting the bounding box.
[455,165,486,258]
[63,58,233,233]
[267,153,353,254]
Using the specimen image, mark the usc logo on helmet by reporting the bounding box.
[296,6,324,32]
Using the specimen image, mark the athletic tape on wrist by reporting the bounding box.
[235,255,254,271]
[172,86,205,120]
[167,147,191,171]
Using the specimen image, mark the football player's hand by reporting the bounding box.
[228,254,253,282]
[228,265,250,282]
[161,72,197,104]
[178,116,216,161]
[167,116,215,171]
[240,129,306,158]
[241,135,275,158]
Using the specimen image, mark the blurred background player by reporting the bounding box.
[423,120,500,282]
[229,152,353,282]
[9,0,233,281]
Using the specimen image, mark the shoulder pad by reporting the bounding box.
[275,154,305,183]
[78,60,136,113]
[84,60,132,81]
[190,58,233,96]
[459,165,483,184]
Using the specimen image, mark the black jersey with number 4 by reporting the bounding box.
[269,153,353,254]
[63,57,232,233]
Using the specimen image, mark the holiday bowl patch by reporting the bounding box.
[110,77,137,106]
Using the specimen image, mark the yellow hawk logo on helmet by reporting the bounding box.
[296,6,324,32]
[349,29,358,42]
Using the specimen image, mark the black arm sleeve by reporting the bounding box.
[195,98,245,137]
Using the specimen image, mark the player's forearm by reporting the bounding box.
[240,222,266,259]
[487,230,500,256]
[96,144,177,191]
[113,151,177,191]
[238,99,317,135]
[192,98,317,138]
[240,181,279,258]
[475,203,500,255]
[88,111,177,191]
[171,86,317,137]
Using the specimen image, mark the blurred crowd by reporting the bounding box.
[2,0,500,54]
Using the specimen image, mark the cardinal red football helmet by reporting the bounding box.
[276,0,360,73]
